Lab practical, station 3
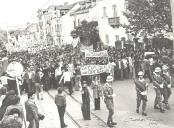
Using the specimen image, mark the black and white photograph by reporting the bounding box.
[0,0,174,128]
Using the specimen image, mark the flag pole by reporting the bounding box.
[5,21,11,55]
[12,61,27,128]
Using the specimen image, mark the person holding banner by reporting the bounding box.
[103,75,117,127]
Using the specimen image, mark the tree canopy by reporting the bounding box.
[124,0,172,37]
[71,20,100,49]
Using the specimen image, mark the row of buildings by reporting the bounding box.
[9,0,131,52]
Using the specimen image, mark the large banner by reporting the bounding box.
[85,50,108,58]
[80,44,93,52]
[85,50,108,65]
[80,65,110,76]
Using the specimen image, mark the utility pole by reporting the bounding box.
[170,0,174,87]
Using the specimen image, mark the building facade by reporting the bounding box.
[37,3,76,47]
[70,0,129,47]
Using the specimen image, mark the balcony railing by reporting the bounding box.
[108,17,120,27]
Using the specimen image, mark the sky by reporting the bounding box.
[0,0,79,30]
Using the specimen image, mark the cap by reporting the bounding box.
[154,67,161,72]
[162,65,169,70]
[138,71,144,76]
[106,75,113,82]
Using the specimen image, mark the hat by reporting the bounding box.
[106,75,113,82]
[138,71,144,76]
[162,65,168,70]
[154,67,161,72]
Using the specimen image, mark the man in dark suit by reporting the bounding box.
[25,91,39,128]
[55,87,67,128]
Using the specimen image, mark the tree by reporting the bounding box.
[71,20,100,50]
[123,0,172,37]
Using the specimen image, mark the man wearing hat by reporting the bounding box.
[134,71,148,116]
[152,67,165,113]
[103,75,117,127]
[162,65,172,109]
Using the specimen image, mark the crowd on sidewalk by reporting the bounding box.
[0,44,173,128]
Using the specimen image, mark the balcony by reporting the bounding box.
[108,17,120,27]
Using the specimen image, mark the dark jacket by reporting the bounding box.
[35,72,41,84]
[25,100,39,122]
[55,94,66,107]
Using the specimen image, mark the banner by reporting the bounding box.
[85,50,108,58]
[80,65,110,76]
[80,44,93,52]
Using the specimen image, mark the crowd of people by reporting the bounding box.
[0,43,173,128]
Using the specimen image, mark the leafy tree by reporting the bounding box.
[123,0,172,37]
[71,20,100,50]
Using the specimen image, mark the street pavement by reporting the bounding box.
[48,90,107,128]
[20,79,174,128]
[21,92,78,128]
[48,79,174,128]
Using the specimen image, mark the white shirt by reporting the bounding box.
[128,57,133,67]
[61,71,72,83]
[0,76,8,85]
[28,72,32,79]
[0,95,6,107]
[122,59,128,68]
[55,67,62,76]
[68,63,74,74]
[0,83,3,88]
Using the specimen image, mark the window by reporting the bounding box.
[116,35,119,41]
[112,5,117,17]
[103,7,107,17]
[106,34,109,44]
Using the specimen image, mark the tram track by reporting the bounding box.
[63,89,108,127]
[47,92,82,128]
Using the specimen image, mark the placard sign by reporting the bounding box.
[85,50,108,58]
[6,61,24,77]
[80,65,110,76]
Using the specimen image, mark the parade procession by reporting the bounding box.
[0,0,174,128]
